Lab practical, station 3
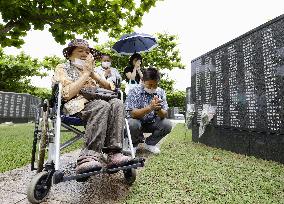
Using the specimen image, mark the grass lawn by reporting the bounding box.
[123,124,284,204]
[0,123,83,173]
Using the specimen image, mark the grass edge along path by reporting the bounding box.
[122,124,284,204]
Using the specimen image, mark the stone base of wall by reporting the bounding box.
[0,118,32,124]
[192,118,284,164]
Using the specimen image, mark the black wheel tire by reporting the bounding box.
[27,171,51,204]
[123,168,137,185]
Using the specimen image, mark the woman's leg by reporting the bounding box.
[76,99,112,174]
[104,98,125,150]
[80,99,110,153]
[105,98,131,166]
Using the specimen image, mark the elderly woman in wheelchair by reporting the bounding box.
[27,39,144,204]
[55,39,132,173]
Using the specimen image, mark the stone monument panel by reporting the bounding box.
[0,91,41,122]
[191,15,284,134]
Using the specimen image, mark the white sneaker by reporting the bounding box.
[144,144,160,154]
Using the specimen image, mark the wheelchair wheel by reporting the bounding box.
[27,171,51,204]
[123,168,137,185]
[37,102,49,173]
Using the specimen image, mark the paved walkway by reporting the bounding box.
[0,120,184,204]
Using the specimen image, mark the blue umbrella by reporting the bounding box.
[112,32,158,55]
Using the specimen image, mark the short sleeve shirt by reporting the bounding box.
[124,84,169,123]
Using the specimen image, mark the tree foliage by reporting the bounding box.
[95,32,185,75]
[0,0,161,48]
[142,33,185,70]
[159,75,174,93]
[0,48,64,98]
[29,87,52,99]
[0,47,41,93]
[41,55,65,71]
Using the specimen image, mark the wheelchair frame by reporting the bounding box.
[27,83,144,204]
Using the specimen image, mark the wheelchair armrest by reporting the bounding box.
[114,88,124,101]
[115,78,121,89]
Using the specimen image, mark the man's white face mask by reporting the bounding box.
[102,61,111,69]
[144,87,157,94]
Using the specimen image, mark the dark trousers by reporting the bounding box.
[127,117,172,147]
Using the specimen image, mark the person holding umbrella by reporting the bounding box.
[124,53,144,84]
[112,32,158,94]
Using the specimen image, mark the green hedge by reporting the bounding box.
[166,90,186,109]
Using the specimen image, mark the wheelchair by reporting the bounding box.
[27,83,145,204]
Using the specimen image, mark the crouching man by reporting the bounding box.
[125,67,173,154]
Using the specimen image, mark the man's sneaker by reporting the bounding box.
[144,144,160,154]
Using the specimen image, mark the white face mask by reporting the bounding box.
[73,58,85,69]
[144,87,157,94]
[102,61,111,69]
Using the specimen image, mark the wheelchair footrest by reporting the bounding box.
[106,157,145,173]
[59,157,145,183]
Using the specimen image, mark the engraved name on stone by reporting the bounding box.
[215,51,224,125]
[228,44,240,127]
[15,95,22,117]
[9,94,15,117]
[0,94,3,117]
[262,28,281,131]
[243,38,257,129]
[195,59,203,123]
[21,96,27,117]
[3,94,10,117]
[16,95,23,117]
[204,57,213,104]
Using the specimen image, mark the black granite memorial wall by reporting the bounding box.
[0,91,41,123]
[191,14,284,163]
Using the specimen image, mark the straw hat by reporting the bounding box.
[62,39,102,59]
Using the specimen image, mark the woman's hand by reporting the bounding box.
[134,60,141,70]
[82,54,94,76]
